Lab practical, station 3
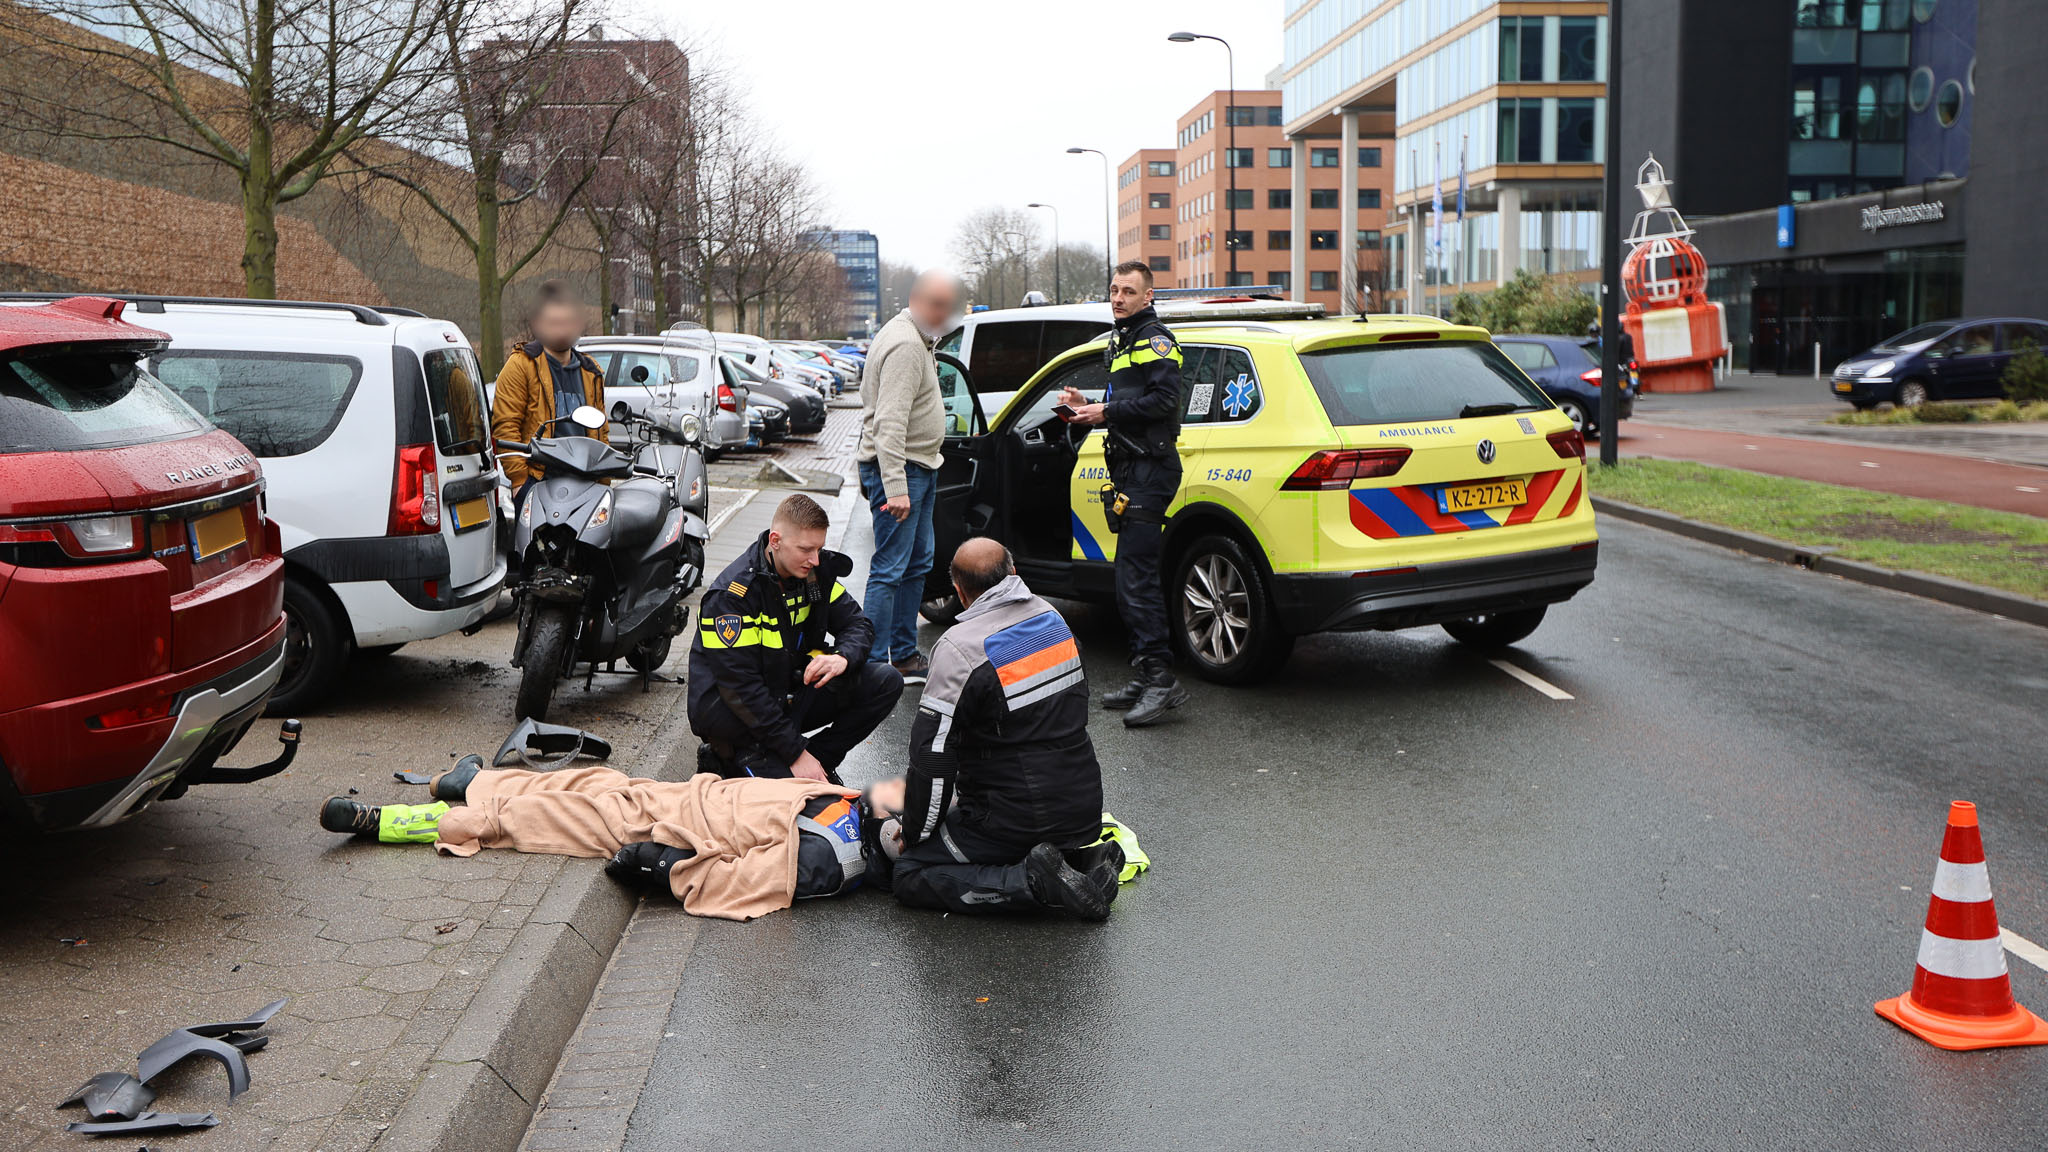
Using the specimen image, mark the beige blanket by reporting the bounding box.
[435,768,853,921]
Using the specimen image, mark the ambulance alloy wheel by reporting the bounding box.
[1169,535,1291,685]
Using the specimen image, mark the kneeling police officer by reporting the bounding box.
[1059,259,1187,727]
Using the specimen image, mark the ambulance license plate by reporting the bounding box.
[1439,480,1527,514]
[189,508,247,561]
[453,496,492,529]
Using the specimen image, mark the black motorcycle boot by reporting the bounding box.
[1100,667,1148,711]
[431,754,484,804]
[605,841,696,890]
[1063,838,1126,879]
[1122,657,1189,728]
[1024,843,1113,921]
[320,797,382,838]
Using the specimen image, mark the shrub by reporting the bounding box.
[2003,339,2048,404]
[1456,268,1599,336]
[1984,400,2025,422]
[1915,402,1973,423]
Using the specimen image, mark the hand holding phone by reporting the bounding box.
[1052,403,1078,421]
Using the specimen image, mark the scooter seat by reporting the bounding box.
[608,477,673,552]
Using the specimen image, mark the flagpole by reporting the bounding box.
[1455,134,1467,314]
[1408,146,1419,313]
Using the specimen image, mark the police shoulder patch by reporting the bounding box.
[726,579,749,597]
[712,613,743,645]
[1148,334,1176,358]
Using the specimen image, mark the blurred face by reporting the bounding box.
[767,523,825,581]
[532,300,585,353]
[1109,271,1152,320]
[866,777,906,818]
[909,278,959,339]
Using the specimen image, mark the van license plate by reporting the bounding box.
[189,508,247,560]
[453,496,492,529]
[1439,480,1527,514]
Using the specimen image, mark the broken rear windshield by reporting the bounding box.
[0,349,208,453]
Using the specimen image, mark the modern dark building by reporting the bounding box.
[1622,0,2042,372]
[803,229,880,338]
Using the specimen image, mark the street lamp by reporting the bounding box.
[1027,202,1060,303]
[1066,147,1114,295]
[1169,31,1236,286]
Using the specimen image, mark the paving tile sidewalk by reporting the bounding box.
[0,412,857,1152]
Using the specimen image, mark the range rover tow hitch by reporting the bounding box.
[198,719,302,784]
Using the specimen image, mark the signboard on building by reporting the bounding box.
[1777,204,1796,249]
[1860,201,1946,232]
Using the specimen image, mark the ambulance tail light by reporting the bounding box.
[389,443,442,535]
[1548,428,1586,461]
[1281,448,1411,490]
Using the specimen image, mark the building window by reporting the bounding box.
[1268,189,1292,210]
[1498,98,1544,163]
[1358,147,1382,167]
[1359,189,1381,209]
[1558,16,1601,81]
[1556,98,1598,163]
[1147,160,1173,177]
[1224,148,1255,168]
[1148,224,1171,241]
[1268,147,1292,168]
[1310,147,1340,167]
[1226,105,1284,127]
[1226,271,1256,287]
[1226,188,1253,210]
[1357,230,1382,249]
[1268,230,1292,251]
[1270,271,1291,292]
[1501,16,1544,82]
[1225,230,1253,251]
[1309,231,1338,250]
[1148,256,1170,273]
[1935,78,1964,126]
[1309,188,1339,210]
[1310,270,1338,292]
[1149,192,1171,210]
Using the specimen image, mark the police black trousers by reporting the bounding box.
[890,824,1038,914]
[692,661,904,779]
[1112,458,1179,663]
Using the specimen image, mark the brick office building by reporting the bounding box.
[1117,87,1393,313]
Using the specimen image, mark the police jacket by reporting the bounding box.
[688,531,874,764]
[1102,305,1184,460]
[902,575,1103,857]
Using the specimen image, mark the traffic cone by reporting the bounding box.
[1875,801,2048,1050]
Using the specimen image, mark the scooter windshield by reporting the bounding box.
[530,435,633,479]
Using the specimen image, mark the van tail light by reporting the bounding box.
[717,383,738,412]
[1281,448,1412,490]
[390,443,442,535]
[1548,428,1586,461]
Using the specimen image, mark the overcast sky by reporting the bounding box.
[640,0,1285,271]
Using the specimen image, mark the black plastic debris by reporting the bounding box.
[493,718,613,768]
[55,1071,154,1121]
[64,1110,218,1136]
[134,998,286,1102]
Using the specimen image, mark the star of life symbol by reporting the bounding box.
[1222,375,1255,418]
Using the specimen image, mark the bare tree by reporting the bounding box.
[950,207,1039,310]
[772,250,848,339]
[368,4,683,370]
[1032,242,1104,305]
[0,0,449,296]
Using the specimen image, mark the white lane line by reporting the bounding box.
[2003,928,2048,973]
[2018,485,2042,494]
[1859,461,1881,469]
[1488,659,1575,701]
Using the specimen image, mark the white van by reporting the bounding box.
[95,296,506,712]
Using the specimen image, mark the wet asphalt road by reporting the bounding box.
[623,521,2048,1151]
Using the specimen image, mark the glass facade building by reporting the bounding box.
[802,229,881,338]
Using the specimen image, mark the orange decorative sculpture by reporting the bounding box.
[1620,155,1728,393]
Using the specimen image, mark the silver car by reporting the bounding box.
[578,335,749,458]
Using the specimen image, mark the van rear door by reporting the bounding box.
[413,339,502,601]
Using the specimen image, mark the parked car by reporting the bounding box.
[723,353,826,436]
[776,340,860,389]
[1493,334,1636,435]
[924,314,1597,683]
[710,331,834,399]
[765,345,840,396]
[1831,317,2048,408]
[0,296,288,831]
[747,390,791,443]
[83,295,507,713]
[578,335,749,460]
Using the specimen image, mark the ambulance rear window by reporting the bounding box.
[1299,341,1548,426]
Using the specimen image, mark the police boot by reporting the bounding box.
[1024,843,1112,922]
[1122,657,1188,728]
[1100,663,1148,711]
[1063,837,1126,880]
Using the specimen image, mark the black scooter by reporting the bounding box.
[498,404,708,720]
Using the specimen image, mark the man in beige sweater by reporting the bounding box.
[855,269,959,682]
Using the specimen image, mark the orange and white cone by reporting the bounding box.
[1876,801,2048,1050]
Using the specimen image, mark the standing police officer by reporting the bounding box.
[1059,260,1187,727]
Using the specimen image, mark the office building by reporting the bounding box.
[802,229,881,337]
[1624,0,2039,371]
[1278,0,1612,311]
[1116,87,1393,312]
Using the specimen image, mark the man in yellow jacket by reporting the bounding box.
[491,280,608,490]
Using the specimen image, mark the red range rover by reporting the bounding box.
[0,297,286,831]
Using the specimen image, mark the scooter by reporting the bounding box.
[498,404,708,721]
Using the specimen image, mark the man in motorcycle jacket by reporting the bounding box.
[687,494,905,785]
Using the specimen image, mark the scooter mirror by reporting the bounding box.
[570,405,606,431]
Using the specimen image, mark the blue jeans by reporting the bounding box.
[858,459,937,663]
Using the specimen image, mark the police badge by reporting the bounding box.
[1149,334,1175,358]
[713,614,743,645]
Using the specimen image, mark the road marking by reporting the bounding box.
[1743,444,1760,451]
[1859,461,1881,468]
[2019,486,2042,494]
[707,488,757,539]
[1488,659,1575,700]
[2003,928,2048,973]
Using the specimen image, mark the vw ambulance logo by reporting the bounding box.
[1476,439,1496,464]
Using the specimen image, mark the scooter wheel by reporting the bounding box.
[516,606,574,721]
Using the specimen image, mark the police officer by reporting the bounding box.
[687,494,905,784]
[1059,260,1187,727]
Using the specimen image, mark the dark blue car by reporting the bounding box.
[1494,334,1636,436]
[1830,317,2048,409]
